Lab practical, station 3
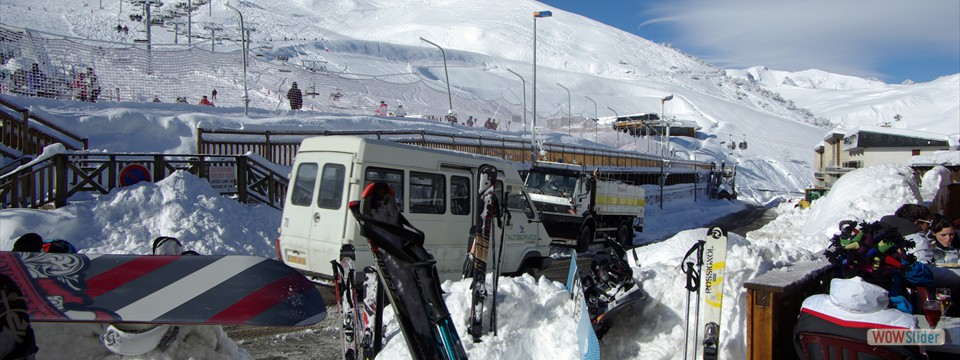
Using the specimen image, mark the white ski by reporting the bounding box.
[698,227,727,360]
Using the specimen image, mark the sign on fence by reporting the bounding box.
[208,166,237,192]
[119,164,151,187]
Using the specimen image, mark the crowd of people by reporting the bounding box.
[794,183,960,359]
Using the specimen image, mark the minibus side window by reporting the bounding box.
[290,163,318,206]
[364,167,404,212]
[317,164,346,209]
[451,176,470,215]
[410,171,445,214]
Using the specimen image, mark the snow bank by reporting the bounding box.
[0,171,280,256]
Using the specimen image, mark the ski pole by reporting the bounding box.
[491,193,508,336]
[682,261,695,360]
[691,242,705,360]
[680,240,705,360]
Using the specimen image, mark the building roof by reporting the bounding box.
[909,150,960,167]
[842,125,951,150]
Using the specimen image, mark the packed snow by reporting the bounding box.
[2,158,947,359]
[1,0,958,359]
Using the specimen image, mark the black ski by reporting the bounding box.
[359,266,385,359]
[349,182,468,360]
[331,245,361,360]
[462,164,498,342]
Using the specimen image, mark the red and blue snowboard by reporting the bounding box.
[0,251,326,326]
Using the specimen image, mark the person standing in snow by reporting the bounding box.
[86,67,101,103]
[72,72,88,102]
[376,100,388,115]
[394,104,406,117]
[25,63,46,97]
[211,88,218,101]
[286,82,303,110]
[199,95,214,106]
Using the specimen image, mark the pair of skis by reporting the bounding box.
[681,226,728,360]
[349,182,468,360]
[462,164,505,343]
[331,245,384,360]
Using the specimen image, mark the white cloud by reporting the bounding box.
[641,0,960,79]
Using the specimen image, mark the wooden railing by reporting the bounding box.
[744,260,835,360]
[196,127,712,173]
[0,152,287,209]
[0,95,89,156]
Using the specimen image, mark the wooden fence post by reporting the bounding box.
[153,155,165,181]
[54,154,68,208]
[264,131,272,163]
[236,156,248,204]
[20,109,29,154]
[196,127,204,155]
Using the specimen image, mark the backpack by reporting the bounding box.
[824,220,931,292]
[42,239,77,253]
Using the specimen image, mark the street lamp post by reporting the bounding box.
[585,95,598,141]
[187,0,192,45]
[225,2,248,116]
[507,68,528,150]
[606,106,619,148]
[658,95,673,209]
[420,37,454,118]
[533,10,552,162]
[660,94,673,157]
[557,83,570,135]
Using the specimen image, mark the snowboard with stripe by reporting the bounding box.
[0,251,326,326]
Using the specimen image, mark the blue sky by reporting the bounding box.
[540,0,960,84]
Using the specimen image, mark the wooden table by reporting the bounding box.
[917,315,960,354]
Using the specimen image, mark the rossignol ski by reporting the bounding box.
[331,245,362,360]
[699,226,727,360]
[359,266,385,359]
[463,164,499,342]
[349,182,468,360]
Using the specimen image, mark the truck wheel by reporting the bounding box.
[577,226,594,252]
[616,222,633,248]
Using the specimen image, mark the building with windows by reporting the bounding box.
[814,126,952,188]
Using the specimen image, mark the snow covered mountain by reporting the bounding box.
[1,0,956,205]
[726,67,960,136]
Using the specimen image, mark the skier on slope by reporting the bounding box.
[375,100,388,115]
[287,82,303,110]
